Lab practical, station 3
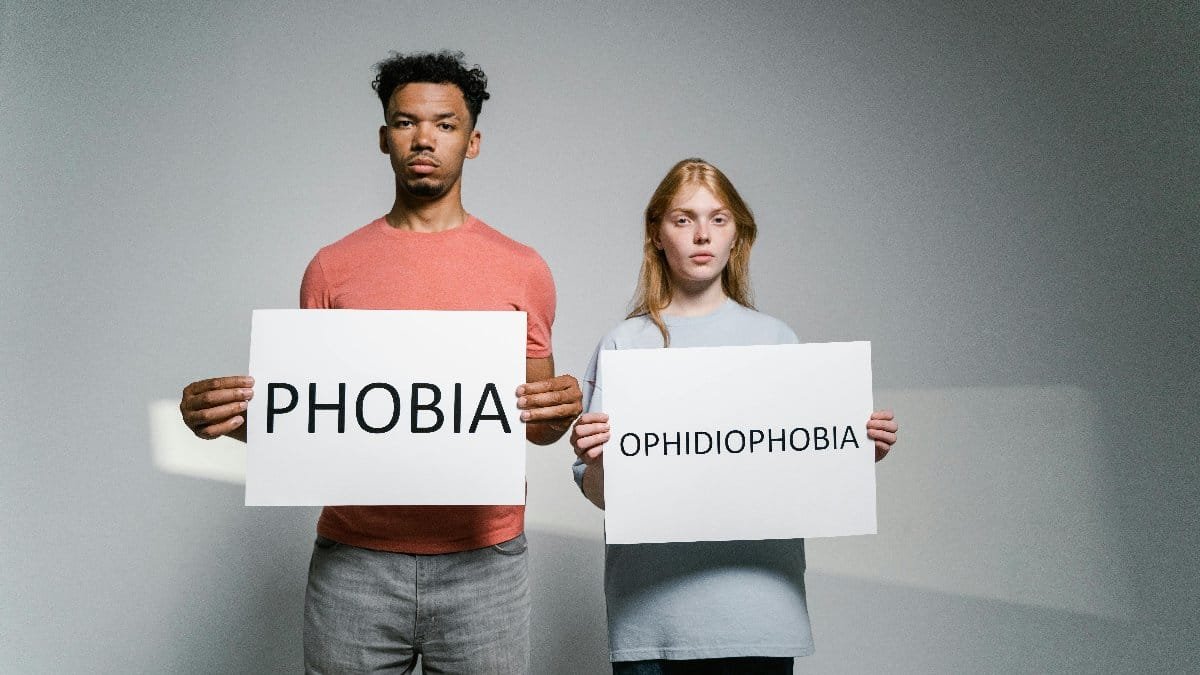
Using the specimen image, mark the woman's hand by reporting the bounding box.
[570,412,610,465]
[571,412,610,509]
[866,410,898,462]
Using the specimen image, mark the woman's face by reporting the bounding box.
[654,185,737,290]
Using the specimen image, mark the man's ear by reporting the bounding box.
[466,128,481,159]
[379,126,389,154]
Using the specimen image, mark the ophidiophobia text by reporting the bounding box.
[618,426,859,457]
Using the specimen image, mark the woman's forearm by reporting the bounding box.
[581,462,605,509]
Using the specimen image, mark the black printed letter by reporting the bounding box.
[356,383,400,433]
[266,383,298,433]
[469,383,511,433]
[411,383,444,433]
[308,383,346,433]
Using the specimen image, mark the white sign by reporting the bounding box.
[600,341,875,544]
[246,310,526,506]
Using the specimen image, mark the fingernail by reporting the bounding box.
[521,411,530,421]
[515,385,525,395]
[517,397,527,407]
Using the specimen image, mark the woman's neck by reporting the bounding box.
[663,280,727,317]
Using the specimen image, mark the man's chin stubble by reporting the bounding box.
[403,179,447,199]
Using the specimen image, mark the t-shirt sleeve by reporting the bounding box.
[522,253,556,358]
[299,252,332,309]
[571,455,589,490]
[779,321,800,345]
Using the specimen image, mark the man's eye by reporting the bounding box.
[439,123,454,131]
[396,120,413,128]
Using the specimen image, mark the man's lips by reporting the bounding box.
[408,157,438,174]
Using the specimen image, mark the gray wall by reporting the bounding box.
[2,1,1196,672]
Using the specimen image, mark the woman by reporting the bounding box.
[571,158,898,674]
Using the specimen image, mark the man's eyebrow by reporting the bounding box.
[389,110,461,121]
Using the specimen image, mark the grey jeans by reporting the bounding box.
[303,533,530,674]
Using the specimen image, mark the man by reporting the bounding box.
[179,51,582,674]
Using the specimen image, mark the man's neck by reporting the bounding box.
[385,190,469,233]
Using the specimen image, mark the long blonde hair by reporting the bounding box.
[628,158,757,346]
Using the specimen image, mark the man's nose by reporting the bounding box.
[411,123,435,150]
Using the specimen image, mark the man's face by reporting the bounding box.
[379,82,481,199]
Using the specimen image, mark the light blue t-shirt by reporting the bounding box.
[573,299,815,662]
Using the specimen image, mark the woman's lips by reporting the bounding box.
[690,253,715,263]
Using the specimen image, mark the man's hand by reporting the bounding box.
[866,409,898,462]
[517,370,582,446]
[180,375,254,443]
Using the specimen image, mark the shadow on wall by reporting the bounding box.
[803,570,1139,674]
[527,531,610,675]
[810,384,1130,621]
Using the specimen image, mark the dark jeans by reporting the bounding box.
[613,657,795,675]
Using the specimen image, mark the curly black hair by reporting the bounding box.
[372,50,490,127]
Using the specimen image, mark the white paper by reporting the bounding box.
[246,309,526,506]
[600,341,875,544]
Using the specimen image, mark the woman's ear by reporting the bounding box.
[651,227,663,250]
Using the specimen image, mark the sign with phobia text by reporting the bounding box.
[246,309,526,506]
[599,341,876,544]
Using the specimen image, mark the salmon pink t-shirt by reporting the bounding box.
[299,215,555,554]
